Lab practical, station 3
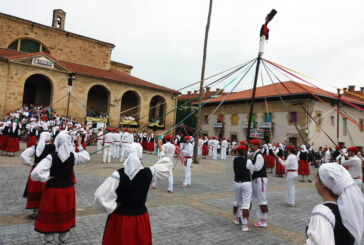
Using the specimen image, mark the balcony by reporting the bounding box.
[242,122,256,129]
[214,122,223,128]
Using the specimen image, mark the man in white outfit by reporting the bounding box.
[96,128,104,155]
[322,147,331,163]
[276,145,298,206]
[182,136,193,187]
[112,129,122,159]
[120,128,134,162]
[341,147,363,189]
[152,134,176,192]
[249,139,268,228]
[221,137,228,160]
[197,137,203,156]
[103,128,114,163]
[211,136,218,160]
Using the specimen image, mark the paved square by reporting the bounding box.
[0,143,362,244]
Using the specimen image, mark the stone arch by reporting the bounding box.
[8,37,50,53]
[86,85,110,116]
[149,95,166,123]
[120,90,141,120]
[22,74,53,106]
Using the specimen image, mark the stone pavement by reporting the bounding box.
[0,143,362,244]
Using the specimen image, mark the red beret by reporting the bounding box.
[240,140,247,145]
[234,145,247,151]
[347,147,359,153]
[286,145,296,151]
[60,126,65,130]
[107,128,112,132]
[249,139,260,145]
[184,136,191,140]
[222,137,226,140]
[212,136,217,139]
[165,134,172,141]
[115,129,120,132]
[324,147,328,150]
[123,128,128,132]
[335,145,341,150]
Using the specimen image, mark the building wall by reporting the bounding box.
[0,14,113,70]
[0,61,176,130]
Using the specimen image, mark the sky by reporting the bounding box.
[1,0,364,94]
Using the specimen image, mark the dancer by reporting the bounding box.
[221,137,228,160]
[306,164,363,245]
[232,145,254,232]
[182,136,193,187]
[341,147,363,188]
[297,145,312,183]
[31,135,90,244]
[103,128,114,163]
[96,128,104,155]
[94,139,172,245]
[274,143,285,177]
[276,145,298,207]
[21,132,55,219]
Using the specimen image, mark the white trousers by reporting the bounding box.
[209,146,212,156]
[286,172,297,205]
[221,147,227,160]
[183,159,192,185]
[212,148,217,160]
[198,147,202,156]
[103,143,112,163]
[153,174,174,192]
[112,143,120,158]
[97,140,103,155]
[233,181,252,225]
[251,177,268,220]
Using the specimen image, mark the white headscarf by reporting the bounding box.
[300,144,308,153]
[123,142,143,180]
[36,132,51,157]
[319,164,364,244]
[56,133,74,163]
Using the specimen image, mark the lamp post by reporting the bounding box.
[66,73,75,118]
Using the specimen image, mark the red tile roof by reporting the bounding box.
[202,81,364,106]
[0,48,177,94]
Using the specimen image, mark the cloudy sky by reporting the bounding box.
[2,0,364,93]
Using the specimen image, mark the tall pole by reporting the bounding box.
[337,88,341,145]
[246,56,261,141]
[193,0,213,163]
[66,92,71,118]
[246,9,277,141]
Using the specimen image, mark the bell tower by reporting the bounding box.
[52,9,66,30]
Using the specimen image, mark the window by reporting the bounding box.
[343,118,347,136]
[251,113,256,122]
[317,113,322,125]
[359,119,363,133]
[230,134,237,142]
[331,116,335,126]
[231,114,238,125]
[316,113,322,132]
[8,38,49,53]
[264,113,272,122]
[218,114,224,123]
[290,112,297,123]
[204,115,209,124]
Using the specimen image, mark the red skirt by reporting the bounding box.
[0,135,5,151]
[264,155,275,168]
[147,142,155,152]
[102,212,152,245]
[27,135,37,148]
[35,186,76,234]
[142,141,148,151]
[202,144,209,156]
[6,137,20,152]
[25,167,46,209]
[298,160,310,175]
[275,157,285,175]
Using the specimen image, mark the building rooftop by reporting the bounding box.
[0,48,177,94]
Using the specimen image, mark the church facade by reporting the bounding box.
[0,9,178,129]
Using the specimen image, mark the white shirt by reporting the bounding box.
[97,131,104,140]
[252,150,265,172]
[161,142,175,160]
[183,142,193,157]
[342,155,363,179]
[221,140,228,148]
[279,154,298,171]
[113,132,122,143]
[104,132,114,144]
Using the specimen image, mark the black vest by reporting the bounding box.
[46,153,75,188]
[306,203,355,245]
[34,144,56,165]
[9,125,19,138]
[29,128,37,136]
[114,168,152,215]
[332,150,340,160]
[299,151,308,161]
[277,148,283,157]
[251,151,267,180]
[2,126,9,135]
[233,157,251,183]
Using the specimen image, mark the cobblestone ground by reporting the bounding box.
[0,143,362,244]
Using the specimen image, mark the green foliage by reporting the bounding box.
[176,105,197,133]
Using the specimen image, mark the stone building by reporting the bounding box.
[193,81,364,150]
[0,9,178,129]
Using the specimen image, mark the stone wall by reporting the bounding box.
[0,14,113,70]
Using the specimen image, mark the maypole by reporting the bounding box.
[193,0,213,163]
[246,9,277,141]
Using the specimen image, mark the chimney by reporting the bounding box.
[343,88,347,92]
[187,91,191,95]
[52,9,66,30]
[348,85,355,92]
[206,87,211,93]
[216,88,220,93]
[361,87,364,93]
[194,90,198,94]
